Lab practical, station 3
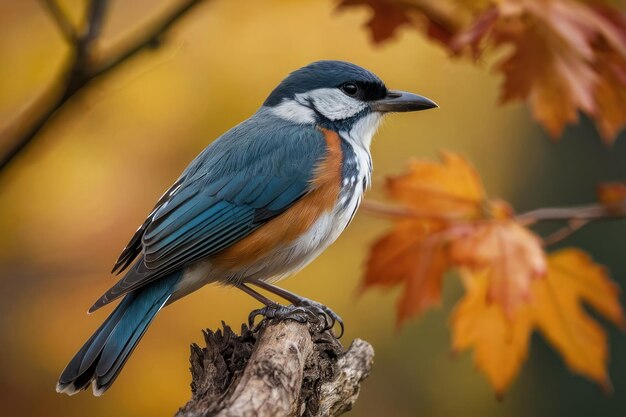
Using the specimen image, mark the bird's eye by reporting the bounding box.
[341,83,358,96]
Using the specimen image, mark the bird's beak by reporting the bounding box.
[371,90,438,113]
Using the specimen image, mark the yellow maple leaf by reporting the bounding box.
[364,152,545,321]
[386,151,486,219]
[533,249,625,389]
[364,152,625,394]
[451,248,625,395]
[449,220,547,316]
[451,272,533,397]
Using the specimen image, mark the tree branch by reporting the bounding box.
[541,219,589,246]
[360,199,460,221]
[38,0,76,42]
[175,320,374,417]
[0,0,208,174]
[362,198,626,246]
[515,202,626,224]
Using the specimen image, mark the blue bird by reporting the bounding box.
[56,60,437,396]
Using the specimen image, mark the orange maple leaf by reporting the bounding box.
[449,220,546,316]
[337,0,414,43]
[386,151,486,219]
[364,152,545,321]
[342,0,626,141]
[363,152,482,325]
[363,152,625,394]
[597,181,626,215]
[336,0,462,45]
[451,271,533,397]
[451,0,626,141]
[452,249,625,395]
[364,220,449,324]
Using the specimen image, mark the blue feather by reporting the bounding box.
[267,179,309,211]
[57,272,181,396]
[92,110,328,311]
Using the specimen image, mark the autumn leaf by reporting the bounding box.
[449,220,546,316]
[451,272,533,396]
[386,151,485,219]
[364,220,449,324]
[533,249,625,389]
[363,152,479,324]
[453,0,626,141]
[337,0,413,43]
[341,0,626,141]
[363,152,545,321]
[363,152,625,394]
[452,249,625,395]
[490,2,598,138]
[597,181,626,214]
[336,0,461,45]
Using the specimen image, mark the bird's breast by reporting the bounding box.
[179,128,371,288]
[209,128,343,270]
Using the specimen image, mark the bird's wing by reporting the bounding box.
[90,119,328,312]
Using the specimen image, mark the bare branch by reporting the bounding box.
[541,219,589,246]
[360,199,459,221]
[515,202,626,224]
[175,320,374,417]
[82,0,107,46]
[0,0,208,174]
[91,0,206,78]
[362,198,626,246]
[364,198,626,225]
[38,0,76,42]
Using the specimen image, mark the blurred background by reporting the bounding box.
[0,0,625,416]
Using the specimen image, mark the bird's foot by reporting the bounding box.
[248,303,322,330]
[292,298,344,338]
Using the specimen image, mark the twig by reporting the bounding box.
[541,219,589,246]
[362,198,626,246]
[0,0,207,174]
[364,198,626,224]
[515,202,626,225]
[90,0,205,78]
[175,320,374,417]
[82,0,107,48]
[360,199,460,221]
[38,0,76,42]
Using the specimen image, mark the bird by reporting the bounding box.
[56,60,437,396]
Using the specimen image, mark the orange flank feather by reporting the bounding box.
[212,129,343,268]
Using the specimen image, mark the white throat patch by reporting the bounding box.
[343,112,382,149]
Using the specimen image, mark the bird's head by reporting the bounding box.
[263,60,437,141]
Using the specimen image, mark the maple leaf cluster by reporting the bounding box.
[337,0,626,142]
[362,152,625,395]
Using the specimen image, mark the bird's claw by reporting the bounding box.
[248,303,321,330]
[294,298,344,338]
[247,300,344,338]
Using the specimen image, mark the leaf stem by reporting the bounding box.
[362,199,626,246]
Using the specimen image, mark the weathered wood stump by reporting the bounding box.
[175,319,374,417]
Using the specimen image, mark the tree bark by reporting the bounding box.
[175,320,374,417]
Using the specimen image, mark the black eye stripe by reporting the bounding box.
[339,81,387,101]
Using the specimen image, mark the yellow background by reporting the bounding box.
[0,1,625,416]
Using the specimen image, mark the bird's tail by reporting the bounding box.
[56,272,181,396]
